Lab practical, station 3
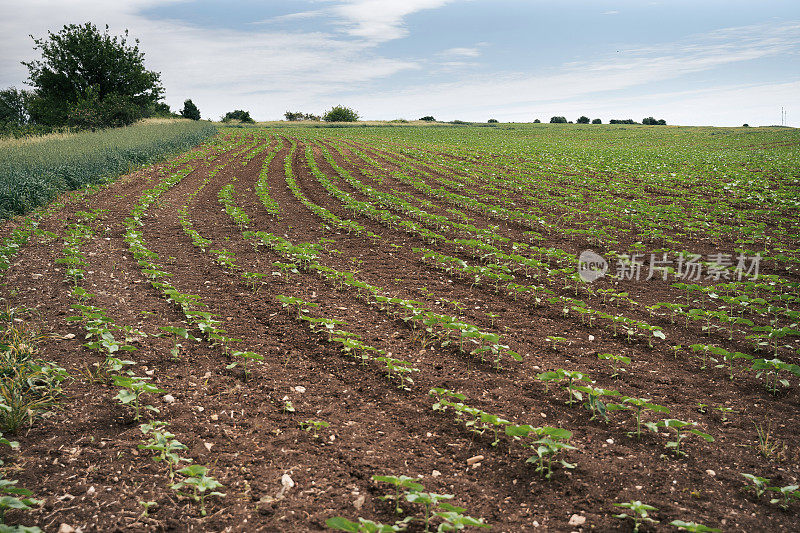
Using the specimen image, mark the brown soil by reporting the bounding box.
[0,131,797,532]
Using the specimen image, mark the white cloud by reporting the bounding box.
[440,46,481,58]
[332,0,456,41]
[601,10,619,15]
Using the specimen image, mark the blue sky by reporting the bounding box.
[1,0,798,125]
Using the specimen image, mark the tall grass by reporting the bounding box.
[0,119,217,219]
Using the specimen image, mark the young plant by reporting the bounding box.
[669,519,721,532]
[0,476,42,526]
[741,473,770,497]
[299,419,330,439]
[768,484,800,509]
[621,397,670,439]
[171,465,225,517]
[373,475,424,515]
[613,500,658,533]
[526,436,577,479]
[645,419,714,457]
[112,375,166,421]
[139,421,191,479]
[405,490,454,532]
[156,326,199,360]
[545,336,567,351]
[325,516,408,532]
[598,353,630,378]
[226,350,264,380]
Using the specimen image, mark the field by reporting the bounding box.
[0,123,798,532]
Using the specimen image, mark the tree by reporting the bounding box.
[742,123,750,128]
[576,116,590,124]
[0,87,31,126]
[642,117,667,125]
[550,116,567,123]
[22,23,163,127]
[592,118,602,124]
[181,99,201,120]
[284,111,303,121]
[533,119,541,123]
[419,116,435,122]
[487,118,498,123]
[323,105,359,122]
[222,110,254,123]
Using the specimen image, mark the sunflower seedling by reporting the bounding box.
[768,484,800,509]
[171,465,225,516]
[598,353,630,378]
[645,419,713,457]
[113,375,165,421]
[139,422,191,479]
[156,326,199,360]
[669,519,721,532]
[325,516,409,532]
[741,473,770,497]
[405,490,453,532]
[299,419,329,439]
[226,350,264,380]
[613,500,658,533]
[620,397,670,439]
[373,474,424,515]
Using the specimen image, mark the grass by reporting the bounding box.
[0,119,217,219]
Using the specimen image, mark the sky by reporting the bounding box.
[1,0,799,126]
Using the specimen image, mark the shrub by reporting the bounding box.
[487,118,498,123]
[742,123,749,127]
[610,119,636,124]
[222,110,255,123]
[576,116,590,124]
[323,105,359,122]
[181,99,201,121]
[592,118,602,124]
[550,116,567,124]
[419,116,435,122]
[533,119,541,123]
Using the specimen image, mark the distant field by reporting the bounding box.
[1,124,798,531]
[0,119,217,219]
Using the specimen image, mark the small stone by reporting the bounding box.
[606,438,614,445]
[63,333,76,340]
[588,335,595,341]
[145,369,155,376]
[353,494,366,510]
[466,455,484,466]
[86,486,95,496]
[210,414,219,421]
[431,470,441,477]
[58,525,75,533]
[568,514,586,526]
[204,442,214,451]
[706,469,716,477]
[635,485,643,490]
[162,394,175,404]
[294,386,306,393]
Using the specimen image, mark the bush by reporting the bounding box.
[609,119,636,124]
[323,105,359,122]
[487,118,498,123]
[550,116,567,124]
[181,99,201,121]
[742,123,749,128]
[576,116,590,124]
[419,116,435,122]
[592,118,602,124]
[0,87,31,127]
[642,117,667,125]
[222,110,255,123]
[533,119,541,123]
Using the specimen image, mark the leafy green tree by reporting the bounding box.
[0,87,31,126]
[591,118,602,124]
[181,99,201,121]
[576,116,590,124]
[419,115,435,122]
[533,118,541,123]
[22,23,163,127]
[323,105,359,122]
[222,110,254,123]
[550,116,567,123]
[487,118,498,123]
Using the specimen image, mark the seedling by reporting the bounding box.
[113,375,166,421]
[434,502,491,531]
[597,353,630,378]
[157,326,199,360]
[373,475,424,515]
[325,516,408,532]
[283,400,295,413]
[545,336,567,351]
[536,369,588,405]
[750,357,800,395]
[138,500,158,519]
[241,271,268,292]
[171,465,225,516]
[741,473,770,497]
[670,519,721,532]
[613,500,658,533]
[299,419,330,439]
[226,350,264,380]
[645,419,714,457]
[768,484,800,509]
[526,437,576,479]
[620,397,670,439]
[405,490,454,532]
[139,422,190,479]
[0,476,42,524]
[754,421,786,461]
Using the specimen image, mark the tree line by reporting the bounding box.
[544,116,667,125]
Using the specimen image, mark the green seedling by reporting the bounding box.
[750,357,800,395]
[645,419,714,457]
[536,369,588,405]
[613,500,658,533]
[283,400,295,413]
[0,476,42,525]
[573,384,621,422]
[139,422,191,479]
[138,500,158,519]
[545,336,567,351]
[226,350,264,380]
[241,271,268,292]
[526,437,576,480]
[767,484,800,509]
[434,502,491,531]
[670,520,721,532]
[156,326,199,360]
[113,375,165,421]
[171,465,225,516]
[299,419,330,439]
[741,473,771,497]
[598,353,630,378]
[620,397,669,439]
[373,474,424,515]
[405,490,453,532]
[325,516,409,532]
[715,406,734,422]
